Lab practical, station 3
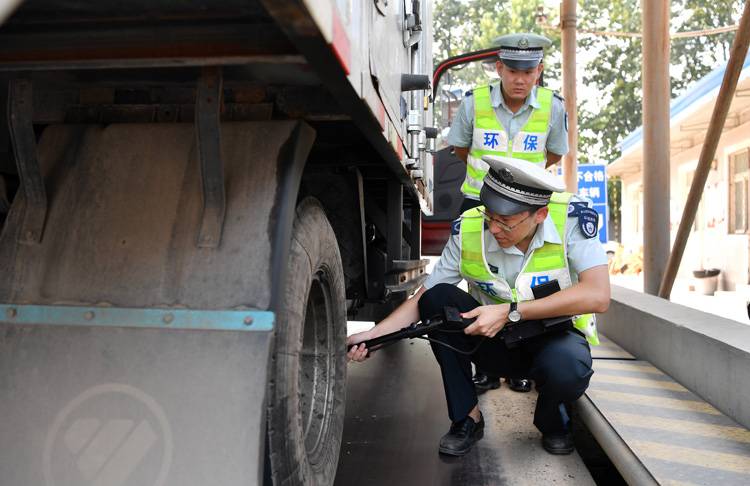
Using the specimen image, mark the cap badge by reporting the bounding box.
[499,168,514,183]
[518,37,529,49]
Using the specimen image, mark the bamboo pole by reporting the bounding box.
[641,0,671,296]
[561,0,578,193]
[659,0,750,299]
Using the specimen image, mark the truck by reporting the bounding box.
[0,1,434,485]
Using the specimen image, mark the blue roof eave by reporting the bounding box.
[617,52,750,156]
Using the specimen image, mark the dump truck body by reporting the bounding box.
[0,1,434,484]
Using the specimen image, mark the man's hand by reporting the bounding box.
[346,330,373,362]
[461,304,510,338]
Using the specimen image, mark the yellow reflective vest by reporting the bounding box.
[458,192,599,346]
[461,84,553,197]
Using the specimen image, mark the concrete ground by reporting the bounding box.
[335,338,594,486]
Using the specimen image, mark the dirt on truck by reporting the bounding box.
[0,1,434,485]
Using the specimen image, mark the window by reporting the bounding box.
[729,149,750,233]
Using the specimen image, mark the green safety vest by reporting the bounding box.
[461,84,554,197]
[458,192,599,346]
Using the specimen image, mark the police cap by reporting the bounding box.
[480,155,565,216]
[494,33,552,70]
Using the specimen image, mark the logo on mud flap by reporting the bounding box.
[43,383,173,486]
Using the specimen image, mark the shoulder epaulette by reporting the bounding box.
[566,201,590,218]
[553,92,565,102]
[464,89,473,97]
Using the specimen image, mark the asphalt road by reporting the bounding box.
[335,339,594,486]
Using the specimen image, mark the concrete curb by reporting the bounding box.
[598,285,750,429]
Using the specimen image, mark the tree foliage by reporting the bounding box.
[577,0,744,164]
[433,0,746,165]
[434,0,551,59]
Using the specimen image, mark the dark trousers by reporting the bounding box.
[418,283,594,435]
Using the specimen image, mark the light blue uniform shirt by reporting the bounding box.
[424,195,607,290]
[447,82,569,157]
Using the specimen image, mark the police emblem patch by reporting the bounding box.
[567,201,589,217]
[578,207,599,239]
[518,37,529,48]
[451,219,461,235]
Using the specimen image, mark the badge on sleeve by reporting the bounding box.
[578,207,599,239]
[451,219,461,235]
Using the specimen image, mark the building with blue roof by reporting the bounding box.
[608,52,750,292]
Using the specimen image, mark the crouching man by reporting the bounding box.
[348,155,610,456]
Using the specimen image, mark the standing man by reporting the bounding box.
[348,156,609,457]
[448,32,570,393]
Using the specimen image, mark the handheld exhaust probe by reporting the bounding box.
[354,306,477,356]
[351,280,577,356]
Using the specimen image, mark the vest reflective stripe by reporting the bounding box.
[462,85,554,197]
[458,193,599,346]
[524,192,567,273]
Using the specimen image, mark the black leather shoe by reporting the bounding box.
[507,377,532,393]
[438,414,485,456]
[542,433,575,455]
[473,372,501,393]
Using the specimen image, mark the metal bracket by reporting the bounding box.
[195,66,226,248]
[354,168,371,298]
[386,179,403,264]
[7,78,46,244]
[1,303,274,332]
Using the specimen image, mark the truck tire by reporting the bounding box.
[267,197,347,485]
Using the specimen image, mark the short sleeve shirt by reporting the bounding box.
[446,82,569,157]
[423,195,606,290]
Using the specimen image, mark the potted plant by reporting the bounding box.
[692,268,720,295]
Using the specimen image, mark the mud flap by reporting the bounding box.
[0,310,272,486]
[0,121,315,484]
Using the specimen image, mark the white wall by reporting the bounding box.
[616,119,750,290]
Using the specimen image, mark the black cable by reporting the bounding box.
[418,335,487,355]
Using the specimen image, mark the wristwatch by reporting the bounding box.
[508,302,522,323]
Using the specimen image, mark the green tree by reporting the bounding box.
[432,0,563,105]
[671,0,743,92]
[577,0,745,164]
[433,0,561,83]
[577,0,643,164]
[433,0,745,164]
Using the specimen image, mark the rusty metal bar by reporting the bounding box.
[195,66,226,249]
[641,0,671,295]
[561,0,578,193]
[659,0,750,299]
[0,24,296,70]
[7,78,47,244]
